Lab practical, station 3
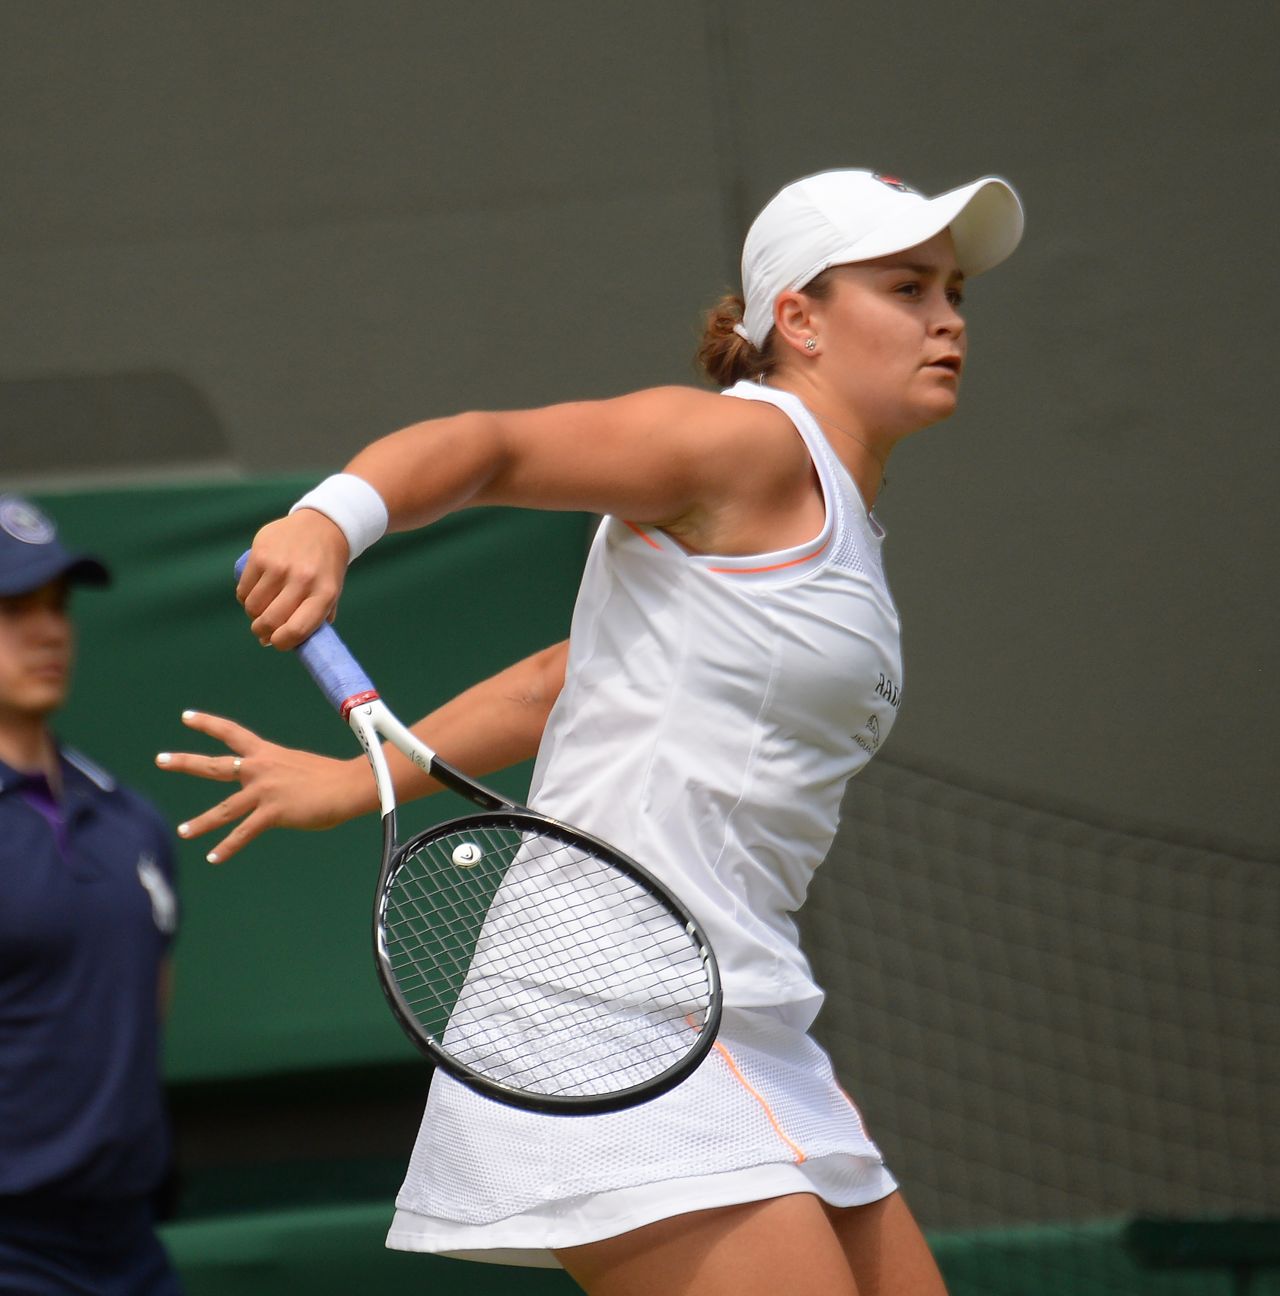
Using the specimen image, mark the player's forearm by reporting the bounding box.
[382,639,569,803]
[345,411,507,533]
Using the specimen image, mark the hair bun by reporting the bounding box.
[696,294,770,387]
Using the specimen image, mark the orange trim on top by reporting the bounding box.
[622,520,664,550]
[624,519,831,575]
[714,1041,807,1164]
[707,534,831,575]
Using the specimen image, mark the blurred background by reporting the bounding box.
[2,3,1275,1292]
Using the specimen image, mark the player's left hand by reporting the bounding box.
[155,709,375,863]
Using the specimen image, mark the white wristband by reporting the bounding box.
[289,473,389,563]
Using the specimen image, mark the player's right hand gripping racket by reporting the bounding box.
[244,558,722,1115]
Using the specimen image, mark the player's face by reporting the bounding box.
[818,229,968,434]
[0,580,74,721]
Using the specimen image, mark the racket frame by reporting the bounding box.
[374,805,722,1114]
[340,655,723,1115]
[234,541,726,1115]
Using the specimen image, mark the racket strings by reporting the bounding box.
[385,827,702,1004]
[380,821,714,1098]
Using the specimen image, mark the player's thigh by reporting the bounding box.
[554,1192,859,1296]
[825,1190,948,1296]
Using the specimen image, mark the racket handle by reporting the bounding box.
[235,551,376,713]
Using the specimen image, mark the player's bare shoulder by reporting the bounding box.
[620,385,818,555]
[626,384,811,488]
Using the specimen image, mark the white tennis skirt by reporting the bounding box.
[386,1006,897,1269]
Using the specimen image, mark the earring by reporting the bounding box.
[804,338,817,352]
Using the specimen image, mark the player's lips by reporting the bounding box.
[924,354,963,376]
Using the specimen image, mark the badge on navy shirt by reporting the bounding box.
[136,855,177,935]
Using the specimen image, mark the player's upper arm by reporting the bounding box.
[470,386,806,530]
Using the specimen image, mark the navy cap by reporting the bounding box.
[0,495,111,596]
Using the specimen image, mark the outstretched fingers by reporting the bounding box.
[175,708,255,750]
[155,709,271,863]
[156,708,369,863]
[155,713,251,783]
[180,799,276,865]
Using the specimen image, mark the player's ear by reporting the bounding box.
[773,290,820,359]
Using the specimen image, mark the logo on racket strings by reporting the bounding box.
[452,841,483,868]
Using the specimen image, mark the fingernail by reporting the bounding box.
[156,753,171,767]
[206,851,220,864]
[182,709,197,721]
[177,822,190,837]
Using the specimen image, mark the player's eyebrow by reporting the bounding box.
[875,260,966,284]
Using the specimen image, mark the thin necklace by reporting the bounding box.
[757,380,889,496]
[811,410,889,494]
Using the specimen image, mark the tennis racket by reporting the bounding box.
[237,555,722,1115]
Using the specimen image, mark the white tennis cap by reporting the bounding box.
[738,169,1025,348]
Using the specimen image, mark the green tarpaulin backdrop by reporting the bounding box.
[39,479,589,1083]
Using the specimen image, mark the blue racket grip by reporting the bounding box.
[235,551,376,713]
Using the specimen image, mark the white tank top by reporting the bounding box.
[527,380,903,1029]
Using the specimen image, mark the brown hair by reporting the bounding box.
[694,269,838,388]
[695,294,773,388]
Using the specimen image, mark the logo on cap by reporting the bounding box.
[873,173,917,195]
[0,497,56,546]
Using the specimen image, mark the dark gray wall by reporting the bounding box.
[2,4,1275,855]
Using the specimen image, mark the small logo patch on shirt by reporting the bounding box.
[855,714,883,755]
[137,854,178,935]
[874,672,901,709]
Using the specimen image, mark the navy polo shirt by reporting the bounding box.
[0,747,178,1202]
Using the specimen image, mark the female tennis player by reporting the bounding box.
[160,167,1023,1296]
